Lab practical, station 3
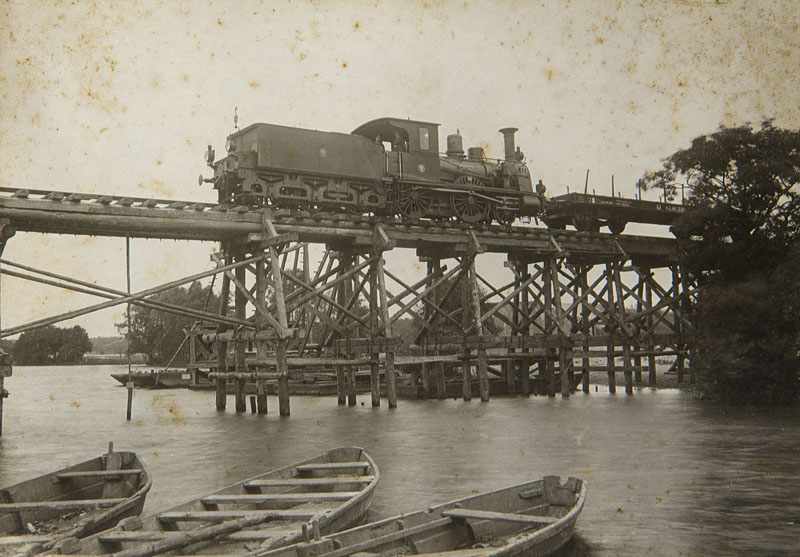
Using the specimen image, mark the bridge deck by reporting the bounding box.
[0,187,678,264]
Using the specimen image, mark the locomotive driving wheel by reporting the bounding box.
[397,188,432,220]
[451,193,489,224]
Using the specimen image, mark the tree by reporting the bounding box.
[13,325,92,365]
[642,121,800,404]
[118,281,218,365]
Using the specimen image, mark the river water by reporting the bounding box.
[0,365,798,556]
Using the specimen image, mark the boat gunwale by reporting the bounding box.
[485,479,587,557]
[0,450,152,552]
[253,476,584,557]
[73,447,379,554]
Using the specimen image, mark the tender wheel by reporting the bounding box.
[608,219,627,234]
[573,216,599,233]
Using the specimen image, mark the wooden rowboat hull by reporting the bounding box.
[0,449,151,554]
[110,372,191,389]
[73,446,379,555]
[256,475,586,557]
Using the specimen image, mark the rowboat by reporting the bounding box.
[255,475,585,557]
[72,447,379,555]
[0,444,151,555]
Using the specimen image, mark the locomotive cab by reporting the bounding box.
[352,118,441,183]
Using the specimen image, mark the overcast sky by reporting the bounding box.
[0,0,798,339]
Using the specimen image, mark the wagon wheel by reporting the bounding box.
[397,188,432,219]
[608,219,627,235]
[572,215,599,233]
[451,193,489,224]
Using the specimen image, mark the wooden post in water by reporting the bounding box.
[369,254,380,407]
[645,269,657,387]
[334,253,346,406]
[375,250,397,408]
[542,258,555,397]
[234,258,247,413]
[430,258,447,399]
[125,236,134,421]
[467,255,490,402]
[215,253,231,411]
[255,256,268,415]
[671,265,684,384]
[605,262,617,394]
[518,261,531,396]
[579,265,590,393]
[419,259,433,399]
[343,252,357,407]
[461,259,472,402]
[614,263,634,396]
[263,215,290,417]
[633,272,644,386]
[553,258,570,399]
[507,259,520,395]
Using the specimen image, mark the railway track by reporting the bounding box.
[0,187,679,262]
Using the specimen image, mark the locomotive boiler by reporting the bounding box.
[205,117,545,225]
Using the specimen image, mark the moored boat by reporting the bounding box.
[110,370,199,389]
[255,475,585,557]
[0,444,151,555]
[71,447,379,555]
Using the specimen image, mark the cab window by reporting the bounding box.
[419,127,430,151]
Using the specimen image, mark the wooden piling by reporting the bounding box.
[543,258,555,397]
[633,271,644,385]
[264,215,291,417]
[612,263,634,396]
[234,259,247,413]
[277,341,290,416]
[369,256,380,407]
[461,260,472,402]
[551,258,570,399]
[254,257,268,415]
[215,257,231,411]
[519,262,531,396]
[605,263,617,394]
[645,272,657,387]
[467,256,490,402]
[579,266,590,393]
[671,265,684,385]
[249,396,257,414]
[375,253,397,408]
[256,381,267,415]
[431,259,447,400]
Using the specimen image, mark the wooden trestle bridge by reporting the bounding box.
[0,186,694,427]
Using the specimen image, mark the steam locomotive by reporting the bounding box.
[203,117,546,225]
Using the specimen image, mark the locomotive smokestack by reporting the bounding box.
[499,127,518,161]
